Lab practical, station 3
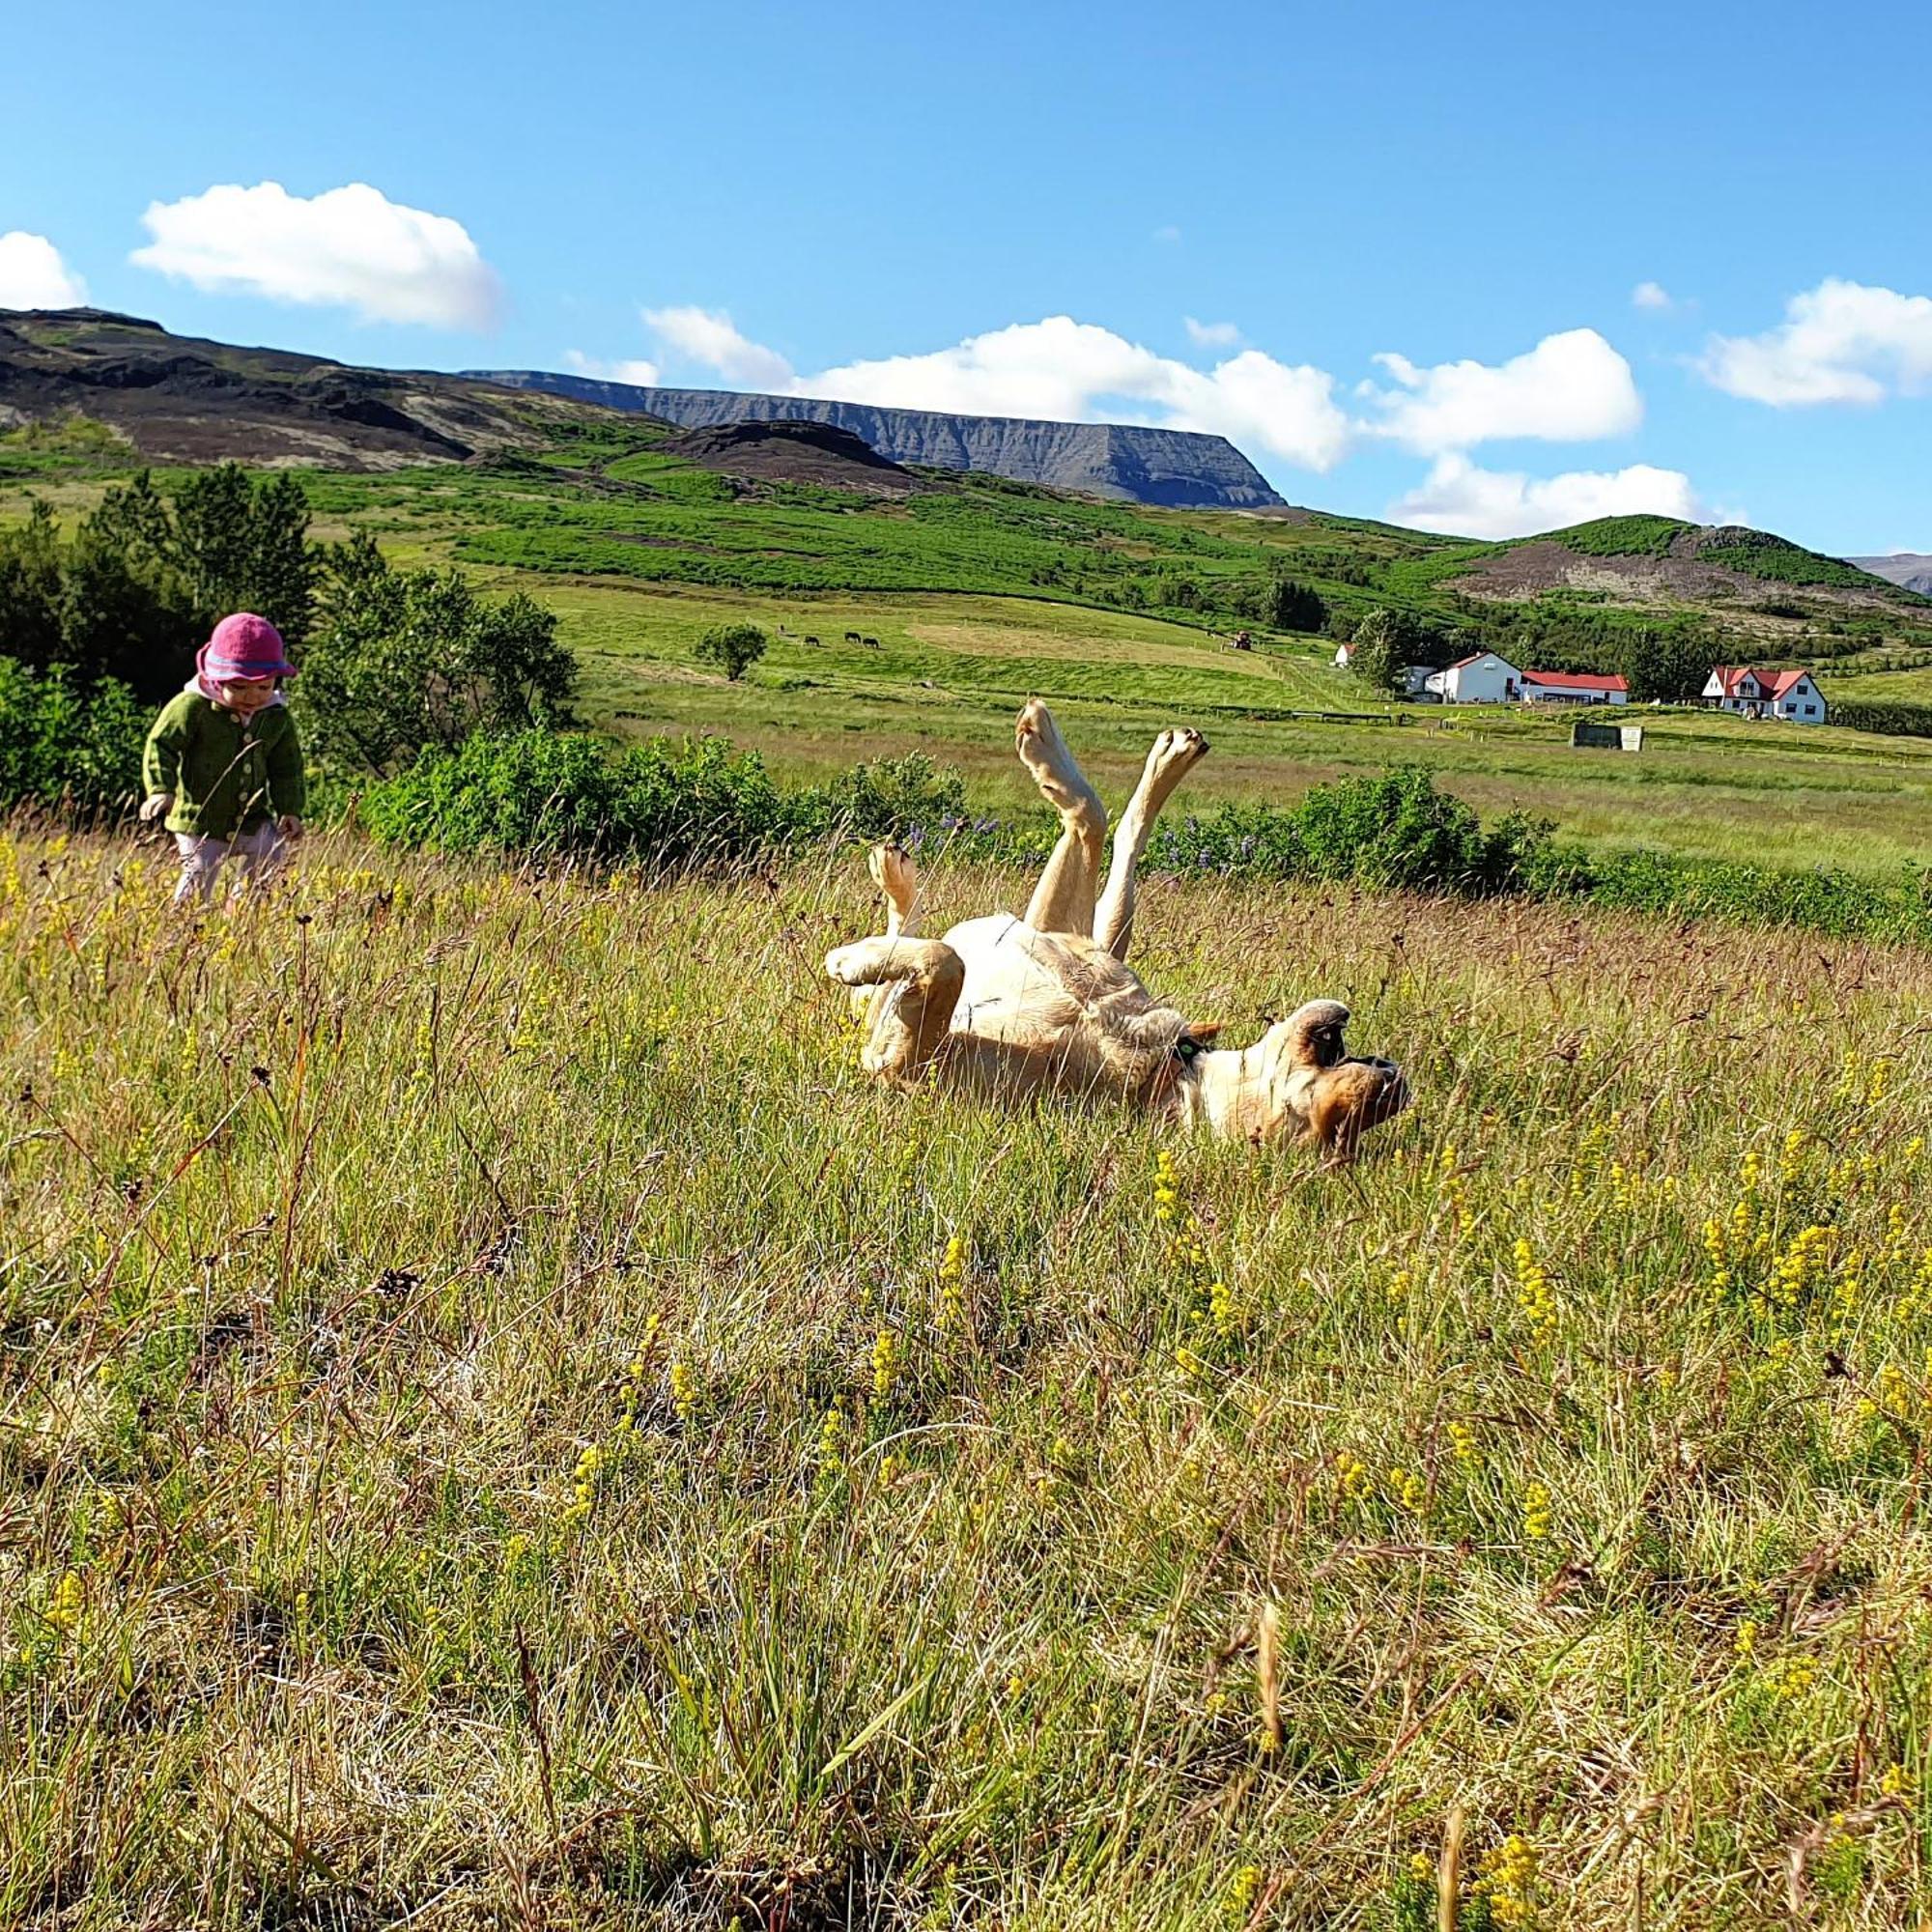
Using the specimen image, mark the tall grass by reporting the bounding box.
[4,831,1932,1925]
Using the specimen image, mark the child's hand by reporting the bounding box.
[138,793,173,823]
[276,815,303,838]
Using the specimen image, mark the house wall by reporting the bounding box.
[1442,657,1520,703]
[1772,679,1827,724]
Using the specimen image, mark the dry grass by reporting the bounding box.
[4,830,1932,1927]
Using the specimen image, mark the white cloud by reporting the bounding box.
[1362,327,1643,453]
[1151,225,1182,244]
[1391,452,1704,540]
[803,316,1351,470]
[563,348,661,386]
[130,182,500,329]
[1632,280,1674,311]
[642,305,794,388]
[0,232,86,308]
[1184,316,1241,348]
[1698,277,1932,406]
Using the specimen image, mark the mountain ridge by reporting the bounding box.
[465,368,1287,510]
[0,307,647,469]
[1853,554,1932,598]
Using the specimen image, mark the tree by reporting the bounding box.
[1618,623,1718,703]
[0,502,66,673]
[1347,609,1419,696]
[1245,575,1327,633]
[298,535,578,773]
[696,622,768,682]
[248,473,319,647]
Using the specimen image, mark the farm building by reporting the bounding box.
[1521,669,1630,706]
[1425,651,1522,704]
[1701,667,1828,724]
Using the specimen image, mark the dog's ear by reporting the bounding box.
[1283,999,1350,1069]
[1186,1021,1223,1046]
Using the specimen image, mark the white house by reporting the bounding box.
[1702,666,1828,724]
[1426,651,1522,704]
[1521,668,1630,706]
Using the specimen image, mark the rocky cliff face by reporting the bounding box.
[468,371,1287,510]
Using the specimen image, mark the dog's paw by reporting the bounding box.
[1014,696,1081,786]
[825,942,874,985]
[868,841,918,912]
[1148,725,1210,782]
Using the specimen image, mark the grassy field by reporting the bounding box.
[6,831,1932,1925]
[529,580,1932,877]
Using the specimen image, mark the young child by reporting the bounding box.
[140,612,306,908]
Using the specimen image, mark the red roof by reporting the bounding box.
[1445,651,1494,671]
[1711,666,1814,698]
[1523,668,1629,694]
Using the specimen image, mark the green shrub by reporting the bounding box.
[363,728,791,867]
[301,534,578,774]
[1141,768,1552,896]
[802,751,968,840]
[0,656,148,815]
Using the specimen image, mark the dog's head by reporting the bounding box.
[1191,1000,1406,1149]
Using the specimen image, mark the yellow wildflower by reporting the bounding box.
[870,1326,899,1400]
[1520,1481,1552,1543]
[1473,1833,1539,1928]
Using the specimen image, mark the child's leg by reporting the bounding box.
[229,823,287,899]
[171,834,222,908]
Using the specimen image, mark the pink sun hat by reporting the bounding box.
[198,611,297,684]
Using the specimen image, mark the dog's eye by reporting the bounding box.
[1174,1037,1200,1063]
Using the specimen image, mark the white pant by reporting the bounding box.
[172,823,288,906]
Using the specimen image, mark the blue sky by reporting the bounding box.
[5,0,1928,553]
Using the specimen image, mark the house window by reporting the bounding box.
[1804,703,1816,716]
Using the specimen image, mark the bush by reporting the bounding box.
[363,728,792,867]
[695,622,768,682]
[1138,768,1552,896]
[0,656,148,815]
[803,751,967,840]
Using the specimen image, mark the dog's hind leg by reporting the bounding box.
[1016,699,1106,936]
[1094,726,1209,959]
[844,843,923,1027]
[826,936,966,1082]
